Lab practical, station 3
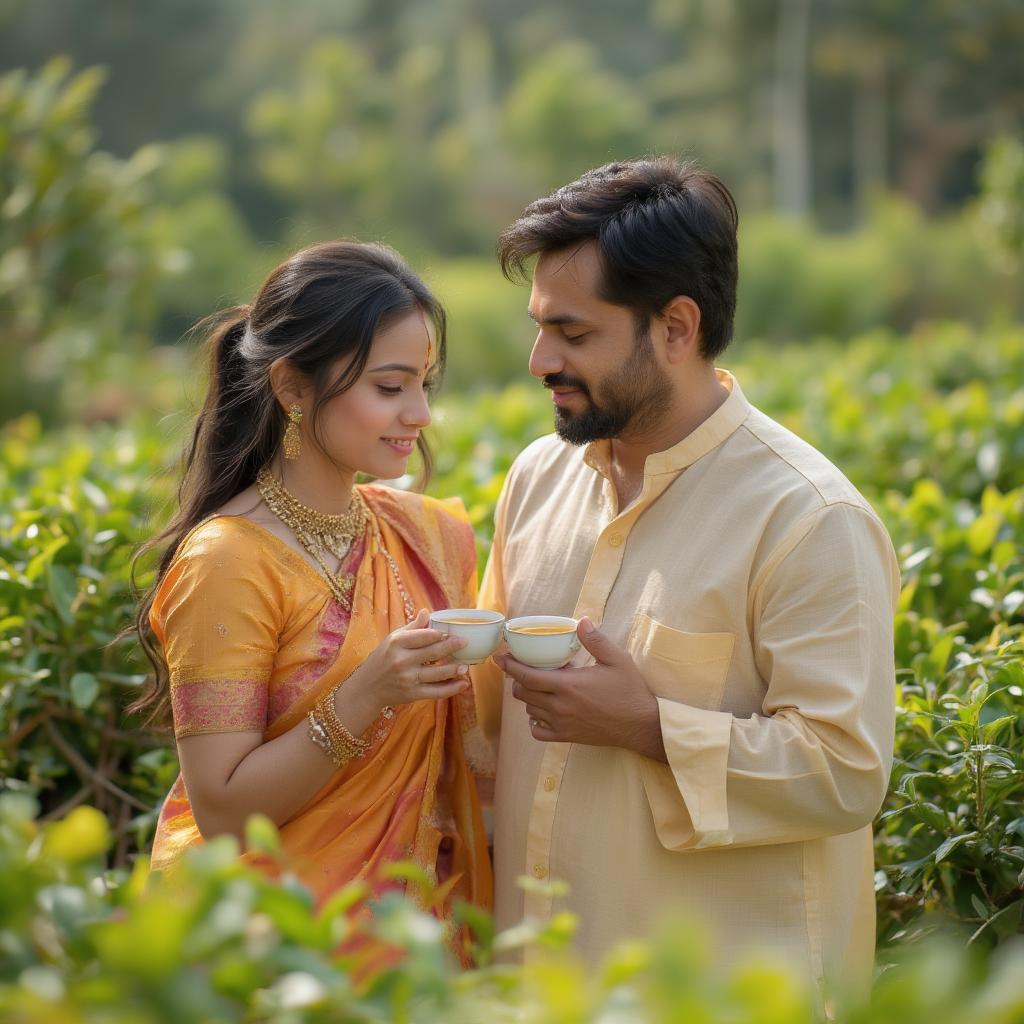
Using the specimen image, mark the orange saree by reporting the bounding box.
[148,485,493,960]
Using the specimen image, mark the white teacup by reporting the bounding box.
[429,609,506,665]
[504,615,581,669]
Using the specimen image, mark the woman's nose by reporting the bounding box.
[402,388,432,428]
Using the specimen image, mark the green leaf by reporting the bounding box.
[967,512,1001,555]
[46,563,77,624]
[933,831,978,865]
[79,478,110,510]
[982,715,1017,744]
[25,535,69,581]
[69,672,99,709]
[244,814,281,856]
[990,899,1024,940]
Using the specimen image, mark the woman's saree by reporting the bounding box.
[148,486,493,963]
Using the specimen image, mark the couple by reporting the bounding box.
[135,157,898,992]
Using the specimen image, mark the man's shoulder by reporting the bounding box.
[497,433,590,520]
[512,432,580,471]
[734,406,874,516]
[504,432,585,489]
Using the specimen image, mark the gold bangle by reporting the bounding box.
[308,710,343,766]
[314,687,370,764]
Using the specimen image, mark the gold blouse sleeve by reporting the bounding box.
[150,519,286,739]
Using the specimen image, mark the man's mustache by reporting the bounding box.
[543,373,589,395]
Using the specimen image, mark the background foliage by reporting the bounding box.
[1,0,1024,1013]
[4,796,1024,1023]
[2,323,1022,951]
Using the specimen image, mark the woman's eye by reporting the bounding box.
[377,385,403,396]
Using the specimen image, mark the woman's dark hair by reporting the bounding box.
[497,157,739,360]
[128,240,447,725]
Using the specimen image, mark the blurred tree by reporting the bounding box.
[977,135,1024,276]
[0,60,167,423]
[245,37,463,254]
[501,41,651,190]
[3,0,1021,234]
[0,60,253,425]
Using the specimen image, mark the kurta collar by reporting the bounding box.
[582,369,751,480]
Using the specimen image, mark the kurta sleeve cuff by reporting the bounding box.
[639,698,734,851]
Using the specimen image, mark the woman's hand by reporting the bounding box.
[344,608,469,711]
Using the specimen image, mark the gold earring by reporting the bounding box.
[283,403,303,460]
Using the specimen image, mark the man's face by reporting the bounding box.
[527,243,672,445]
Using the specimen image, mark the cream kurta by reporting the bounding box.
[474,370,899,995]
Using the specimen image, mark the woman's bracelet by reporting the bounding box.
[307,711,344,765]
[308,687,370,768]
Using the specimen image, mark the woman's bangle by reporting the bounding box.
[311,687,370,766]
[307,711,345,765]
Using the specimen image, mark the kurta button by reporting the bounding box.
[543,775,557,792]
[532,864,547,879]
[608,534,623,547]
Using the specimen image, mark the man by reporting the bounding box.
[473,157,899,995]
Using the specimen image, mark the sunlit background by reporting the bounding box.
[2,0,1024,992]
[1,0,1022,425]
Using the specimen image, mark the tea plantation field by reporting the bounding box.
[1,322,1022,1020]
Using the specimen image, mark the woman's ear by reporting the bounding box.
[661,296,702,364]
[268,357,308,413]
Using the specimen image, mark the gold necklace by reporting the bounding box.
[256,467,368,608]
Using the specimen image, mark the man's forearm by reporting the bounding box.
[621,692,668,763]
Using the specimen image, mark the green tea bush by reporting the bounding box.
[2,795,1023,1024]
[1,321,1022,952]
[0,416,180,860]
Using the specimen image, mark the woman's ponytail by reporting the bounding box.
[128,240,449,727]
[127,305,280,725]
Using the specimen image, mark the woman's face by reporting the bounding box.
[313,308,437,480]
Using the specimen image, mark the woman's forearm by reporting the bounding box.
[183,683,384,840]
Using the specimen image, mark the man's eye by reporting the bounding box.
[564,332,589,342]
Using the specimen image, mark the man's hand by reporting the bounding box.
[494,617,667,762]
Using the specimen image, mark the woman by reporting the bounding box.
[131,241,492,962]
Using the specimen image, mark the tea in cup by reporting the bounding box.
[504,615,580,669]
[429,609,506,665]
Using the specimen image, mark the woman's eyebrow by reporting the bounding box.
[367,363,420,374]
[367,362,440,376]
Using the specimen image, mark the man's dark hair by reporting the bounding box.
[497,157,739,360]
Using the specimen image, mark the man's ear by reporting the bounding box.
[268,356,308,413]
[660,296,702,365]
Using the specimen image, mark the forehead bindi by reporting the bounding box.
[369,310,436,373]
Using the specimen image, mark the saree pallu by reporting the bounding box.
[148,486,493,963]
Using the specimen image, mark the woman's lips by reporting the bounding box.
[382,436,416,455]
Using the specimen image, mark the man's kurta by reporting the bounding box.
[473,371,899,994]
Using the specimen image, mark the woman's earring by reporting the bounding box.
[283,403,303,460]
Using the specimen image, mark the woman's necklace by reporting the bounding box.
[256,467,368,609]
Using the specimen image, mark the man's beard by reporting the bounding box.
[546,322,672,446]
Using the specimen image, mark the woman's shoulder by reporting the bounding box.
[361,484,476,587]
[173,513,268,564]
[361,483,471,530]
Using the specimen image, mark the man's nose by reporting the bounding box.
[528,333,563,380]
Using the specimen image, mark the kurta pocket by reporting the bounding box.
[628,612,735,712]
